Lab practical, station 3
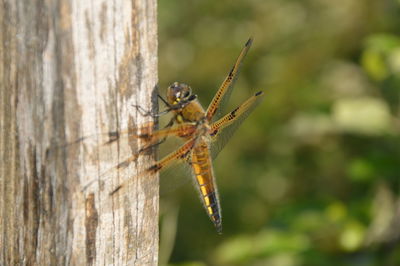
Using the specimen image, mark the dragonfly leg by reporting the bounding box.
[132,94,173,117]
[157,94,171,107]
[132,104,172,118]
[133,93,198,118]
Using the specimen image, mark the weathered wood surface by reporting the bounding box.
[0,0,158,265]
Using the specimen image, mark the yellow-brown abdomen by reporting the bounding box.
[191,140,222,233]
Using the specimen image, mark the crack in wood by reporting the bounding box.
[85,193,98,265]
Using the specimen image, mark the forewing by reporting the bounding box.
[210,91,264,159]
[56,121,156,151]
[206,38,253,122]
[101,122,196,149]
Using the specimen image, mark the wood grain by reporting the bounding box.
[0,0,158,265]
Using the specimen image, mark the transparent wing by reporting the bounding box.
[159,157,193,196]
[66,121,197,192]
[206,38,253,122]
[55,121,156,151]
[78,138,196,196]
[99,122,196,149]
[61,122,196,163]
[210,91,264,159]
[109,137,197,195]
[149,131,195,196]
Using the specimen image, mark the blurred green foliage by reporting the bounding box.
[158,0,400,265]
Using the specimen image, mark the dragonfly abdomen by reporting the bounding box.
[191,141,222,233]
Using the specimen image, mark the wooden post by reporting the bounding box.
[0,0,158,265]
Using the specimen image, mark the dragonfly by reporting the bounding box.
[99,38,264,234]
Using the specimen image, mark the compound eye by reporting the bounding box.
[172,86,182,97]
[184,86,193,98]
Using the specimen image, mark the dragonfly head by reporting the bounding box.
[167,82,193,106]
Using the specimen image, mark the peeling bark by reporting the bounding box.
[0,0,158,265]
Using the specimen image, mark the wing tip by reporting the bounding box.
[246,37,253,47]
[255,90,264,97]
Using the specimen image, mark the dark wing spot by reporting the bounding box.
[147,164,162,173]
[138,133,150,139]
[228,68,234,80]
[230,107,239,117]
[212,108,218,116]
[245,37,253,47]
[210,129,218,136]
[255,91,263,96]
[180,148,192,159]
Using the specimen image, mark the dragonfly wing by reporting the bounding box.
[206,38,253,122]
[102,123,197,150]
[210,91,264,160]
[56,121,157,152]
[109,137,197,195]
[159,158,193,196]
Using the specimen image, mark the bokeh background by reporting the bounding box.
[157,0,400,265]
